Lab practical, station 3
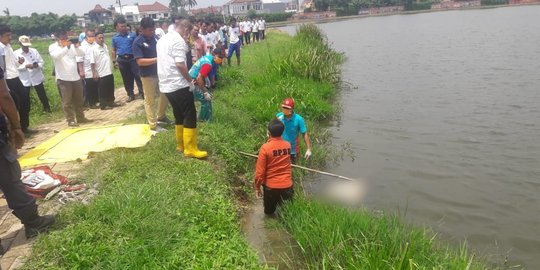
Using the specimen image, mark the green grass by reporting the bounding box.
[14,36,125,126]
[23,134,263,269]
[23,26,488,269]
[281,197,485,269]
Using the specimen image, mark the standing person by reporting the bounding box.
[78,27,87,42]
[133,17,171,131]
[242,18,251,45]
[0,24,34,135]
[219,22,228,49]
[259,17,266,40]
[14,35,51,113]
[111,17,143,102]
[80,29,99,108]
[90,32,119,111]
[0,66,56,250]
[276,98,312,164]
[157,19,208,159]
[252,19,259,43]
[49,29,90,127]
[190,25,206,63]
[254,119,294,215]
[227,19,241,67]
[201,21,215,54]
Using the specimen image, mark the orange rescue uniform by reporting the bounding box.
[255,137,293,190]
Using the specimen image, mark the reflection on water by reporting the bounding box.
[280,5,540,269]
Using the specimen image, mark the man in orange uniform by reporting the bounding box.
[254,119,294,215]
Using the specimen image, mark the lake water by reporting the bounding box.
[281,5,540,269]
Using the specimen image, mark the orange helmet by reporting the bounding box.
[281,98,294,110]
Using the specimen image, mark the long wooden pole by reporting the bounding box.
[239,151,357,182]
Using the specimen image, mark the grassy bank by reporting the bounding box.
[23,26,487,269]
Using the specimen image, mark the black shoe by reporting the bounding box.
[100,106,112,110]
[89,104,100,109]
[127,95,136,102]
[77,117,92,124]
[137,93,145,100]
[108,102,122,108]
[12,204,56,239]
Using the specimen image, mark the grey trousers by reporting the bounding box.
[57,79,85,122]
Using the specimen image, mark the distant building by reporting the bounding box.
[114,5,141,24]
[223,0,263,16]
[262,0,287,13]
[88,4,113,25]
[188,5,223,16]
[139,1,171,20]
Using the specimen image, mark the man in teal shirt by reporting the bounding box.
[276,97,312,164]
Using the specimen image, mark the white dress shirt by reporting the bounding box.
[49,42,83,82]
[229,27,240,44]
[0,42,20,79]
[14,48,45,86]
[156,31,190,93]
[80,40,97,79]
[90,44,112,78]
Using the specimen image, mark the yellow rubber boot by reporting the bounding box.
[175,125,184,152]
[183,128,208,159]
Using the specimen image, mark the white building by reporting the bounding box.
[114,5,141,24]
[138,1,171,21]
[223,0,263,16]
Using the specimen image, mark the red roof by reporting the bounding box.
[89,4,112,14]
[138,1,169,12]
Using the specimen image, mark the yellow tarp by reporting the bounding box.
[18,124,153,168]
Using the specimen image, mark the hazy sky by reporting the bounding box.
[0,0,227,16]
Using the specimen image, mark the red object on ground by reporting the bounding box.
[22,166,69,198]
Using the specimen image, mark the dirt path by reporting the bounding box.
[0,87,145,270]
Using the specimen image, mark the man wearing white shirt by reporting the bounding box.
[242,19,251,45]
[227,19,241,66]
[80,30,99,108]
[49,29,90,127]
[0,24,35,135]
[157,19,208,159]
[14,35,51,113]
[201,21,215,54]
[91,32,118,111]
[259,18,266,40]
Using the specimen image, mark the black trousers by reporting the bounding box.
[98,74,115,107]
[118,59,143,97]
[6,78,30,131]
[26,83,51,111]
[84,78,99,106]
[244,32,251,44]
[0,141,35,211]
[164,87,197,128]
[260,30,265,40]
[263,185,294,215]
[253,32,259,42]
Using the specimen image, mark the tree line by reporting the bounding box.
[0,12,77,36]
